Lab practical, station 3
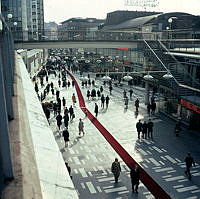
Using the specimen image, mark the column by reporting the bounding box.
[145,81,150,105]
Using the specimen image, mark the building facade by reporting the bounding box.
[1,0,44,40]
[58,17,105,40]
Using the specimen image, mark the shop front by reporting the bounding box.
[179,99,200,131]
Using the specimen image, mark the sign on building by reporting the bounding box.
[124,0,159,8]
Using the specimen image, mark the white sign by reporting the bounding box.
[124,0,159,7]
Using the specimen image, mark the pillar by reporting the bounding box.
[145,81,150,105]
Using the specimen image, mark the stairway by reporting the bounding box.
[142,39,200,97]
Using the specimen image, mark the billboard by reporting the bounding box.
[124,0,159,8]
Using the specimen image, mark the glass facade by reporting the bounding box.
[1,0,44,40]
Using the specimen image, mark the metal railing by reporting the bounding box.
[158,39,200,89]
[11,29,200,43]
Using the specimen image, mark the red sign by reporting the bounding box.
[117,48,129,51]
[124,61,131,65]
[180,99,200,114]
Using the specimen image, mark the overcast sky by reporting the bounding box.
[43,0,200,23]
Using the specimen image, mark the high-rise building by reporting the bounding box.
[1,0,44,40]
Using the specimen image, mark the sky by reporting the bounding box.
[43,0,200,23]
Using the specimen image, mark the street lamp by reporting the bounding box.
[167,17,177,47]
[13,22,17,39]
[102,75,111,81]
[7,14,13,20]
[143,72,154,80]
[123,74,133,81]
[163,72,173,79]
[96,59,102,64]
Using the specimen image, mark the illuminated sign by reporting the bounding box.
[180,99,200,114]
[124,0,159,7]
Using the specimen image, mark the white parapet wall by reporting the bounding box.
[16,53,79,199]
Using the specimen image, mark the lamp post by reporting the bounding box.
[167,17,177,49]
[13,22,17,39]
[7,14,13,29]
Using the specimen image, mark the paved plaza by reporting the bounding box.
[40,70,200,199]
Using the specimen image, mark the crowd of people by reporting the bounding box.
[32,55,195,195]
[136,119,154,139]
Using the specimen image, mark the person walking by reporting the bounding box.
[123,90,127,99]
[34,82,39,94]
[135,98,140,112]
[62,97,66,107]
[46,75,48,83]
[69,105,74,120]
[63,113,69,129]
[129,89,133,99]
[87,90,90,100]
[97,90,101,99]
[106,95,110,109]
[58,79,61,87]
[67,81,71,88]
[142,121,148,139]
[45,108,50,124]
[101,94,105,109]
[111,158,121,183]
[130,164,140,193]
[56,113,62,130]
[136,120,143,139]
[63,128,69,147]
[50,81,54,89]
[100,86,103,93]
[51,87,54,95]
[109,85,113,95]
[185,153,195,180]
[147,119,154,139]
[151,102,156,115]
[124,96,129,109]
[147,103,151,116]
[72,93,76,106]
[56,90,60,101]
[94,103,99,117]
[78,118,85,136]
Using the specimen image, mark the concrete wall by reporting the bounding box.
[2,52,43,199]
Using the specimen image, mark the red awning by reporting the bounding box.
[180,99,200,114]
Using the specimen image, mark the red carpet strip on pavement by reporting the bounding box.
[67,70,171,199]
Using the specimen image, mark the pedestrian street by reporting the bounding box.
[40,71,200,199]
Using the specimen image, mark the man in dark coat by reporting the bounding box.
[111,158,121,183]
[106,95,110,109]
[135,98,139,112]
[69,105,74,120]
[130,164,140,193]
[147,119,154,139]
[142,121,148,139]
[151,102,156,115]
[101,94,105,108]
[185,153,195,180]
[136,120,143,139]
[34,82,39,94]
[109,85,113,95]
[45,108,50,124]
[62,97,66,107]
[94,103,98,117]
[63,113,69,129]
[56,113,62,130]
[63,129,69,147]
[129,89,133,99]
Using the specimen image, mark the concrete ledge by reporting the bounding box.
[1,52,42,199]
